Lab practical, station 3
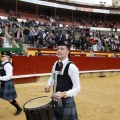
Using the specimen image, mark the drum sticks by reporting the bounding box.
[30,90,51,92]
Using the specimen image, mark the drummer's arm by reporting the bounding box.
[45,76,54,92]
[45,65,55,92]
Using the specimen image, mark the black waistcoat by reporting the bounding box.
[0,62,11,76]
[55,61,73,92]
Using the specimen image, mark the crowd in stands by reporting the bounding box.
[91,19,118,31]
[0,12,120,54]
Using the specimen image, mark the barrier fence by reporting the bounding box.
[12,56,120,76]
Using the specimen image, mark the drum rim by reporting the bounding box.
[23,96,53,110]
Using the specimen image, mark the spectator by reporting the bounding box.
[81,36,86,51]
[36,49,42,56]
[23,26,30,44]
[111,53,116,58]
[15,51,19,56]
[22,50,28,56]
[0,23,5,37]
[37,35,43,48]
[89,51,95,57]
[47,38,54,49]
[75,38,80,50]
[14,28,22,43]
[115,26,117,32]
[99,19,102,25]
[29,27,37,47]
[9,10,13,16]
[55,33,60,48]
[114,45,120,52]
[111,24,114,32]
[92,42,98,51]
[12,25,17,34]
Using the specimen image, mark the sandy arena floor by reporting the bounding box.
[0,74,120,120]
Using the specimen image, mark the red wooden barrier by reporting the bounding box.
[116,55,120,57]
[12,56,120,75]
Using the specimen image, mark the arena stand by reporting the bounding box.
[0,0,120,29]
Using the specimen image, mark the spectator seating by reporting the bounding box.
[0,7,120,29]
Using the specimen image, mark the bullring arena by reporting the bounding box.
[0,0,120,120]
[0,72,120,120]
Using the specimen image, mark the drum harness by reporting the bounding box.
[53,61,71,107]
[53,71,63,107]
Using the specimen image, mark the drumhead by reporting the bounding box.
[24,96,52,109]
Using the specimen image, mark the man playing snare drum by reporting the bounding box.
[45,40,81,120]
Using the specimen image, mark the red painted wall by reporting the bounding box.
[12,56,120,75]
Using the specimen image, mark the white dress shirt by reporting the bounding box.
[47,57,81,97]
[0,60,13,81]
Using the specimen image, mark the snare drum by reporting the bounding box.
[23,96,54,120]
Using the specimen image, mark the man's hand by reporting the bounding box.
[52,91,67,99]
[44,85,50,93]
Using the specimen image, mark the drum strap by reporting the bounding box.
[53,71,63,107]
[55,98,62,107]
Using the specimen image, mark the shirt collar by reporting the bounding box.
[59,57,69,65]
[2,60,9,64]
